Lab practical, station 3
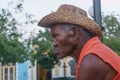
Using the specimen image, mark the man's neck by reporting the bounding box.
[72,36,93,61]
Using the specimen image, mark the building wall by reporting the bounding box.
[0,64,16,80]
[28,61,37,80]
[52,56,76,79]
[0,61,37,80]
[16,61,28,80]
[16,61,37,80]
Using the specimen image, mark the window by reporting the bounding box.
[0,65,16,80]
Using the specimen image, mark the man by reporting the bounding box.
[38,4,120,80]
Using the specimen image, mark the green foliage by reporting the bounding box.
[102,13,120,56]
[0,0,36,65]
[102,13,120,38]
[103,37,120,56]
[26,29,58,70]
[0,33,27,64]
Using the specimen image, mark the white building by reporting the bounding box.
[52,56,76,80]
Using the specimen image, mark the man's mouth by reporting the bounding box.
[54,48,63,58]
[54,51,60,56]
[54,52,63,59]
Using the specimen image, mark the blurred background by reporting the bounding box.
[0,0,120,80]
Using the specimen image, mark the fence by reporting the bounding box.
[0,66,16,80]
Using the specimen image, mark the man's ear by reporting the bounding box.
[69,27,79,41]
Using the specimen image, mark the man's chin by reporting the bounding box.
[56,55,66,59]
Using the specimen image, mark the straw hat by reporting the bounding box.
[38,4,102,36]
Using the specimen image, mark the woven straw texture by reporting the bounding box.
[38,4,102,36]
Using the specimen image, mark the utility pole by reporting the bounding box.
[63,62,67,80]
[93,0,102,28]
[93,0,104,41]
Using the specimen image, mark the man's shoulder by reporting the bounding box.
[80,54,107,70]
[77,54,107,80]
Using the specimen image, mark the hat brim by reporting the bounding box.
[38,12,102,36]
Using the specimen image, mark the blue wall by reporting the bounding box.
[17,61,28,80]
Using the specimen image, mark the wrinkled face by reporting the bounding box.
[51,24,77,59]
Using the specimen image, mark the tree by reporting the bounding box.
[26,29,58,70]
[102,13,120,56]
[102,13,120,38]
[103,37,120,55]
[0,0,36,65]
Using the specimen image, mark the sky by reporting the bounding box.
[22,0,120,20]
[1,0,120,22]
[0,0,120,39]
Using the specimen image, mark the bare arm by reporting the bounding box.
[77,54,107,80]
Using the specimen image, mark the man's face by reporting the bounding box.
[51,24,76,59]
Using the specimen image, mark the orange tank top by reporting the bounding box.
[76,37,120,80]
